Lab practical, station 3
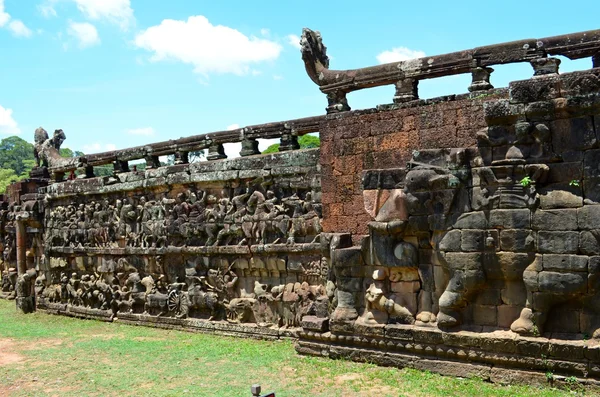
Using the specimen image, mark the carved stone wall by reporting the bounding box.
[2,27,600,387]
[35,149,328,335]
[319,91,506,239]
[298,68,600,385]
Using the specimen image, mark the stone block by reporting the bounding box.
[584,149,600,179]
[539,187,583,209]
[474,289,501,305]
[542,254,588,272]
[390,281,420,294]
[489,209,530,229]
[497,305,521,328]
[444,252,483,270]
[461,229,485,252]
[302,316,329,332]
[580,231,600,255]
[472,305,497,326]
[501,282,527,306]
[537,231,579,254]
[452,211,488,229]
[538,271,587,294]
[577,205,600,230]
[546,307,581,333]
[551,116,597,152]
[495,252,538,280]
[531,209,578,231]
[583,177,600,203]
[499,229,535,252]
[437,230,461,252]
[545,163,583,185]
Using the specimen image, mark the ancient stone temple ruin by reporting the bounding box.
[3,27,600,386]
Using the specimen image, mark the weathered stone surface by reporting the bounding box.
[538,271,587,293]
[489,209,530,229]
[537,231,579,254]
[499,230,535,252]
[532,209,578,231]
[542,254,588,272]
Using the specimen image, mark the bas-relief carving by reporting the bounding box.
[37,254,330,328]
[45,180,321,250]
[329,100,600,338]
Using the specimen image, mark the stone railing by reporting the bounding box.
[36,115,324,181]
[300,28,600,112]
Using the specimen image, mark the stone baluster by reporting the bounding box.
[114,160,130,173]
[240,138,260,157]
[83,165,95,178]
[207,143,227,161]
[326,91,350,114]
[174,151,189,165]
[393,78,419,103]
[144,155,161,169]
[469,66,494,92]
[52,171,65,182]
[593,53,600,68]
[279,133,299,152]
[530,57,561,76]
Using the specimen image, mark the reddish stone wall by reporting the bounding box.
[319,92,508,239]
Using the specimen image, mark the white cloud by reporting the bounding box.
[0,0,32,38]
[67,21,100,48]
[376,47,426,64]
[8,20,32,38]
[126,127,155,136]
[134,16,282,77]
[73,0,133,30]
[0,105,21,135]
[226,124,240,130]
[0,0,10,27]
[39,0,133,30]
[260,28,269,37]
[38,3,57,18]
[286,34,301,50]
[82,142,116,153]
[273,74,283,80]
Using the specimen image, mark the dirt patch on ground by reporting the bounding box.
[22,338,65,350]
[131,336,167,342]
[0,351,25,366]
[0,338,26,366]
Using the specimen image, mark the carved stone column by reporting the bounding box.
[174,151,189,165]
[530,57,561,76]
[279,134,299,152]
[469,67,494,92]
[393,78,419,103]
[207,143,227,160]
[145,155,161,169]
[240,138,260,157]
[325,91,350,114]
[114,160,130,173]
[15,214,28,276]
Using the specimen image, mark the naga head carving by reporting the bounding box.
[34,127,49,145]
[51,129,66,150]
[300,28,330,84]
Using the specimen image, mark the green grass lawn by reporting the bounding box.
[0,300,579,396]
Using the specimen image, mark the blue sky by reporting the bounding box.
[0,0,598,157]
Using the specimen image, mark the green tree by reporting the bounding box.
[0,168,20,193]
[262,134,320,154]
[0,136,35,175]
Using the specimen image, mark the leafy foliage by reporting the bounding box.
[263,134,320,154]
